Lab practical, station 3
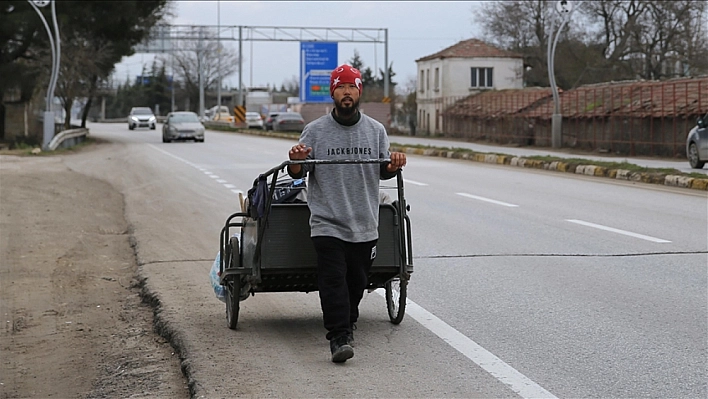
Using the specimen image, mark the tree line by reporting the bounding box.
[476,0,708,89]
[0,0,170,140]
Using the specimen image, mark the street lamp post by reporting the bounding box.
[547,0,578,149]
[217,0,221,112]
[27,0,60,150]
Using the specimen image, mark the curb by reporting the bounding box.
[213,127,708,192]
[390,146,708,192]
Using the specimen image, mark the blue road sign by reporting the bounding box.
[300,42,338,103]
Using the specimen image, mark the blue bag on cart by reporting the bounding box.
[209,252,226,303]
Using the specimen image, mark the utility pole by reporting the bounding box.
[27,0,60,150]
[384,28,389,99]
[217,1,221,111]
[547,0,579,148]
[238,26,243,106]
[198,27,205,118]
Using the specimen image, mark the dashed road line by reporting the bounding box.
[566,219,671,243]
[456,192,519,207]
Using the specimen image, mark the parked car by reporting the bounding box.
[213,111,234,123]
[162,111,205,143]
[272,112,305,132]
[128,107,156,130]
[245,112,264,129]
[687,112,708,169]
[205,105,229,120]
[264,112,281,131]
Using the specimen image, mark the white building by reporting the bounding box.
[415,39,524,135]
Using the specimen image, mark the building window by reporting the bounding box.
[426,69,430,91]
[420,70,425,92]
[435,109,440,131]
[470,67,493,88]
[434,68,439,91]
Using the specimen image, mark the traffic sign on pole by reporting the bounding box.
[300,42,338,104]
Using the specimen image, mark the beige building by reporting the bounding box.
[415,39,524,135]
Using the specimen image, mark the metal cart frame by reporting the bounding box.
[219,159,413,329]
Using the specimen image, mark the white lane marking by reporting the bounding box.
[374,290,556,399]
[148,144,241,195]
[456,192,519,207]
[566,219,671,243]
[149,145,197,167]
[404,179,428,186]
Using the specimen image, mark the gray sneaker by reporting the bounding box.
[330,335,354,363]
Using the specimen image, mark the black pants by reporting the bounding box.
[312,236,377,341]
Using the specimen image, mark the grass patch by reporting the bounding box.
[0,137,97,156]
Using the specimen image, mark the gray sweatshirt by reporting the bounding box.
[297,112,392,242]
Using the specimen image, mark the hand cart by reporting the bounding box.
[219,159,413,329]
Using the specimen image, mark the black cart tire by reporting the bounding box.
[225,276,240,329]
[385,277,407,324]
[225,237,241,329]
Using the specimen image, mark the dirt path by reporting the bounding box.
[0,151,189,398]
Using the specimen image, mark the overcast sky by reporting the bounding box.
[112,1,484,93]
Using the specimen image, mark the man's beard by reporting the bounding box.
[334,96,359,118]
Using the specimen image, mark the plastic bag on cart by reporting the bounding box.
[247,175,307,219]
[272,177,306,204]
[209,251,226,303]
[247,175,269,219]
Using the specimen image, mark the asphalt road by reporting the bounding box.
[66,122,706,398]
[386,135,708,176]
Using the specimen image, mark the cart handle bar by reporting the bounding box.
[261,159,392,179]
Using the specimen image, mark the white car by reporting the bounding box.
[245,112,264,129]
[128,107,156,130]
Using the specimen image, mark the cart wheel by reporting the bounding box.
[225,236,241,329]
[225,276,240,329]
[385,277,407,324]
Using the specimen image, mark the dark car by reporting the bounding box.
[264,112,280,131]
[686,112,708,169]
[272,112,305,132]
[128,107,156,130]
[162,112,205,143]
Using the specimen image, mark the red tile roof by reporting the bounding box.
[443,88,554,117]
[550,76,708,118]
[442,76,708,120]
[416,39,524,62]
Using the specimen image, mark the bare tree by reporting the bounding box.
[675,1,708,76]
[475,0,708,86]
[54,37,112,129]
[280,75,299,96]
[169,35,239,112]
[474,0,589,87]
[581,0,647,62]
[626,0,707,79]
[475,0,552,50]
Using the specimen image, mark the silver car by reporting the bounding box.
[162,112,205,143]
[686,112,708,169]
[128,107,156,130]
[245,112,264,129]
[272,112,305,132]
